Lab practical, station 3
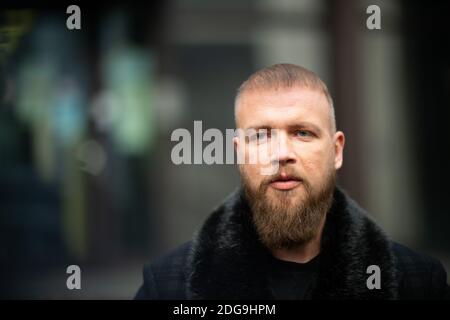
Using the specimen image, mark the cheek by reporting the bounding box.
[240,163,264,185]
[246,143,273,164]
[296,143,334,177]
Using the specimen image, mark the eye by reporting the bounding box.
[256,131,268,140]
[295,130,312,137]
[246,130,270,143]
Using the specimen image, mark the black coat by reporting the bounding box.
[135,187,450,299]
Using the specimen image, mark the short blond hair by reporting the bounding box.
[235,63,336,132]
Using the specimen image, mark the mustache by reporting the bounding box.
[269,174,303,183]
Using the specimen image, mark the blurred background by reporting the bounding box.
[0,0,449,299]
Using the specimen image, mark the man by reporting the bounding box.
[135,63,449,299]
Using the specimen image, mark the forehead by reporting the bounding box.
[236,87,331,130]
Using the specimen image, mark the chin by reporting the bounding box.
[266,186,306,204]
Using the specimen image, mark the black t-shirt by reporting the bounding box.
[267,254,320,300]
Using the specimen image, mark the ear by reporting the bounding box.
[333,131,345,170]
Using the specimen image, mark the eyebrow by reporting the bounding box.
[245,122,323,134]
[289,122,322,134]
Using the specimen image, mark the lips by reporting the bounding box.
[269,175,302,190]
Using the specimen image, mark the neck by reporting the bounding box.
[270,214,326,264]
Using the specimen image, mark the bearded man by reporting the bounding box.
[135,63,449,299]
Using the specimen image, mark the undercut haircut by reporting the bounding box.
[234,63,336,132]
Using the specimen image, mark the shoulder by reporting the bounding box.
[391,242,449,299]
[134,241,193,300]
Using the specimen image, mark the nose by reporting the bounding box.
[273,131,296,166]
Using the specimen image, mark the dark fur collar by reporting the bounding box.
[186,187,399,299]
